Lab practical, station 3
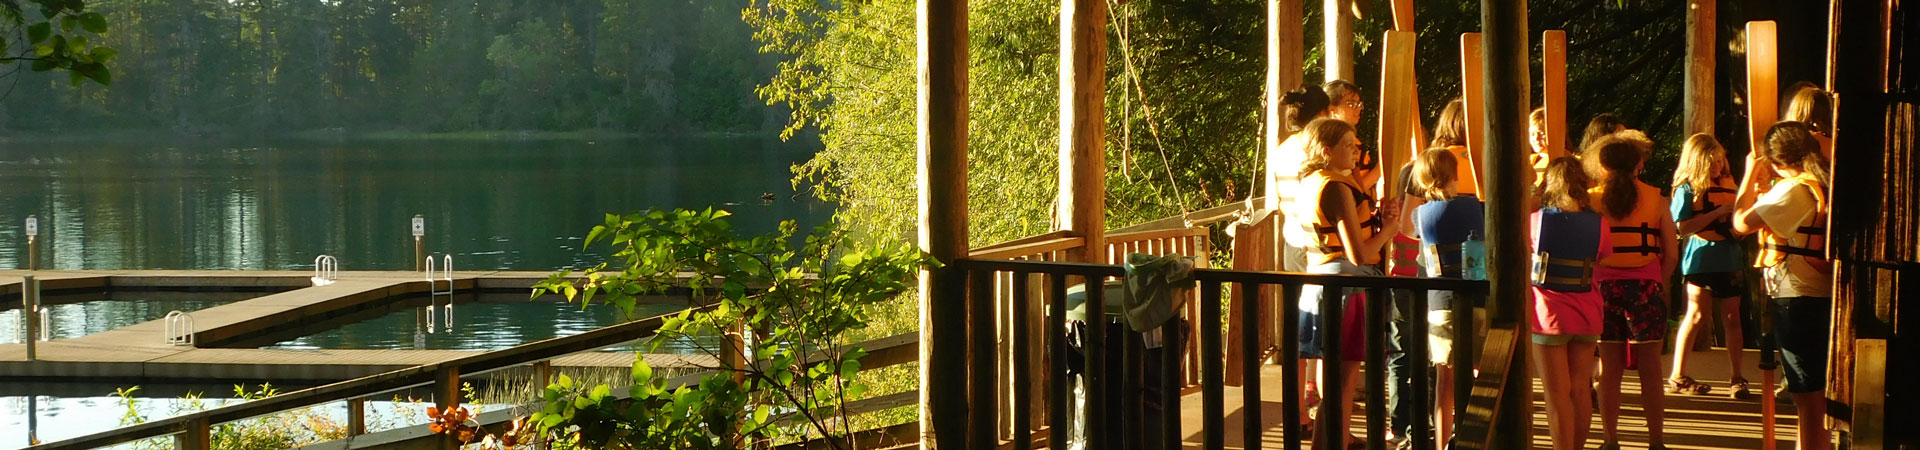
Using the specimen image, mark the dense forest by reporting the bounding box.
[0,0,777,135]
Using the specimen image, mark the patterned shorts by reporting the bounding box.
[1599,279,1668,343]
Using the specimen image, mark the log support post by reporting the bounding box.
[1059,0,1108,265]
[1479,0,1531,446]
[917,0,970,448]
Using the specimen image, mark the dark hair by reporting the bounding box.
[1539,157,1593,211]
[1589,137,1645,220]
[1784,87,1833,135]
[1430,99,1467,148]
[1580,113,1626,155]
[1323,80,1361,105]
[1299,118,1358,177]
[1282,85,1333,132]
[1763,121,1832,188]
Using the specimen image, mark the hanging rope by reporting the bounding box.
[1107,0,1192,217]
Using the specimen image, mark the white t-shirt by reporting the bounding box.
[1751,180,1834,298]
[1270,133,1319,248]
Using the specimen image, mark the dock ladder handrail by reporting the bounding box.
[163,311,195,346]
[37,307,48,341]
[311,255,339,286]
[424,254,454,331]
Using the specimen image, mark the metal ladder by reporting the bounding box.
[164,311,195,346]
[424,254,453,332]
[311,255,339,286]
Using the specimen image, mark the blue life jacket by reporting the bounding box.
[1532,207,1603,292]
[1415,195,1486,279]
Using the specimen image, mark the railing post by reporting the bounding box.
[968,269,997,450]
[348,397,367,436]
[1048,275,1071,449]
[917,0,970,446]
[1365,287,1389,450]
[23,274,37,361]
[1317,282,1344,448]
[1409,290,1434,450]
[1011,272,1034,449]
[1279,283,1304,450]
[1480,0,1532,446]
[1200,281,1224,450]
[1239,283,1264,450]
[434,366,461,450]
[1083,275,1109,450]
[177,418,212,450]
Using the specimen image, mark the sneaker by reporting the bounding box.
[1667,375,1713,395]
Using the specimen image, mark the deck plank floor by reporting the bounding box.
[1179,348,1799,449]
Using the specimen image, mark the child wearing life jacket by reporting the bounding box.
[1426,99,1482,198]
[1383,160,1425,447]
[1272,84,1337,418]
[1409,148,1485,447]
[1293,117,1402,449]
[1732,121,1834,450]
[1529,156,1608,450]
[1783,86,1834,158]
[1587,137,1679,450]
[1666,134,1753,399]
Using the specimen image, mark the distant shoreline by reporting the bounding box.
[0,128,794,144]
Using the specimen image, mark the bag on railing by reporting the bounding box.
[1122,253,1196,332]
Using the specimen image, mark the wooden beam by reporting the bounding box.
[917,0,970,447]
[1479,0,1531,447]
[1325,0,1354,82]
[1391,0,1427,155]
[1543,30,1570,159]
[1825,0,1895,436]
[1264,0,1304,215]
[1058,0,1108,265]
[1852,339,1887,449]
[1683,1,1715,136]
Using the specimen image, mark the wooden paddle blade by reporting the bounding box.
[1543,30,1569,159]
[1747,21,1779,152]
[1459,32,1486,189]
[1378,30,1417,197]
[1390,0,1413,31]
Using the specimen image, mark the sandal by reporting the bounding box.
[1667,375,1713,395]
[1729,376,1752,400]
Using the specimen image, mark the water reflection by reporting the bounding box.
[0,137,828,271]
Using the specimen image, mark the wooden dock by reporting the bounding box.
[0,270,715,382]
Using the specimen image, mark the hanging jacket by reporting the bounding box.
[1531,207,1604,292]
[1300,169,1380,266]
[1589,180,1666,268]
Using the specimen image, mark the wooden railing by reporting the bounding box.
[954,258,1491,450]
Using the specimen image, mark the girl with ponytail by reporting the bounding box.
[1587,136,1679,450]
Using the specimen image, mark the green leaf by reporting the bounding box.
[59,16,75,33]
[79,12,104,33]
[89,46,114,63]
[753,405,769,424]
[540,413,565,428]
[557,374,575,389]
[28,22,49,44]
[839,359,861,378]
[573,394,595,409]
[589,384,611,402]
[631,356,654,384]
[84,66,108,85]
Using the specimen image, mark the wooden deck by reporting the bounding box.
[0,270,715,382]
[1181,348,1796,449]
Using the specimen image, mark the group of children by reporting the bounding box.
[1270,81,1837,450]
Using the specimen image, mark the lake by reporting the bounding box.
[0,136,830,271]
[0,136,829,448]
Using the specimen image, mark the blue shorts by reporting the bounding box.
[1771,296,1832,394]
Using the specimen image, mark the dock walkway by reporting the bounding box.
[0,271,714,382]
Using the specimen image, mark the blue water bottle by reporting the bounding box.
[1462,230,1487,281]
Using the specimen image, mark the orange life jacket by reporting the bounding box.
[1589,180,1667,268]
[1686,176,1739,241]
[1301,169,1381,266]
[1757,173,1830,270]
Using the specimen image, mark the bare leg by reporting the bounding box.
[1794,392,1830,450]
[1597,343,1626,443]
[1531,343,1575,450]
[1718,296,1748,383]
[1669,284,1710,382]
[1567,341,1599,449]
[1633,341,1668,447]
[1436,363,1453,445]
[1341,361,1362,444]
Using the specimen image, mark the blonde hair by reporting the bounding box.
[1298,118,1357,177]
[1673,133,1727,193]
[1415,148,1460,201]
[1539,157,1593,211]
[1784,87,1833,135]
[1430,99,1467,148]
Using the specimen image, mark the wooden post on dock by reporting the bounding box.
[177,418,212,450]
[1324,0,1355,82]
[1058,0,1107,266]
[1479,0,1530,447]
[1683,0,1715,137]
[1264,0,1303,216]
[434,366,462,450]
[412,215,427,272]
[23,275,35,361]
[25,215,37,271]
[347,397,367,436]
[917,0,970,447]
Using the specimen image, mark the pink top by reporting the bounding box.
[1529,210,1610,337]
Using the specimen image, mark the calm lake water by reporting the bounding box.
[0,136,828,448]
[0,137,829,271]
